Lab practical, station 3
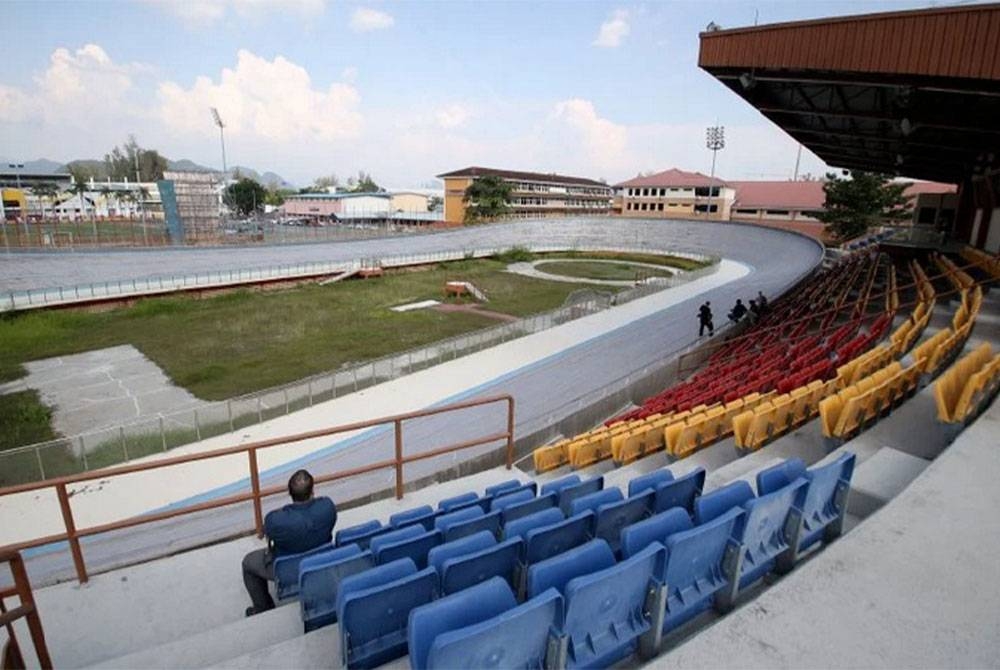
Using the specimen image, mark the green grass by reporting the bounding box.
[0,390,57,451]
[535,260,674,282]
[0,259,597,400]
[538,250,708,272]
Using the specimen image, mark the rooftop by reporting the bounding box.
[436,166,610,188]
[616,168,728,189]
[286,192,391,200]
[730,180,825,209]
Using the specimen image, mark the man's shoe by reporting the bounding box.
[245,606,257,617]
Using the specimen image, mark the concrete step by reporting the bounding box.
[847,447,930,519]
[207,624,340,670]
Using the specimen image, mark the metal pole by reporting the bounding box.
[248,449,263,537]
[506,397,516,469]
[56,483,88,583]
[394,419,404,499]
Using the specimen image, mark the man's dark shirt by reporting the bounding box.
[264,496,337,557]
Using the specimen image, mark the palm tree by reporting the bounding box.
[136,186,151,245]
[30,182,59,220]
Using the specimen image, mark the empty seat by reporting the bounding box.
[593,489,654,554]
[490,488,534,512]
[273,542,335,600]
[553,543,666,668]
[434,506,483,535]
[694,480,755,525]
[409,578,562,670]
[653,467,706,515]
[437,492,479,512]
[627,469,674,498]
[485,479,523,498]
[526,538,615,599]
[428,530,496,576]
[504,507,564,543]
[441,537,522,595]
[389,505,436,531]
[337,558,438,668]
[443,510,502,543]
[533,442,569,473]
[336,520,384,549]
[557,477,604,516]
[299,547,374,633]
[524,513,593,567]
[620,507,692,559]
[568,487,623,517]
[368,524,425,559]
[372,529,442,570]
[501,492,557,524]
[540,474,581,497]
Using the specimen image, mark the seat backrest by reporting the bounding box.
[524,513,593,566]
[335,520,382,548]
[562,543,665,668]
[490,488,535,512]
[504,507,564,543]
[441,537,523,595]
[438,491,479,511]
[593,489,654,554]
[798,453,856,549]
[426,585,563,670]
[484,479,523,498]
[526,538,615,599]
[756,458,808,495]
[501,492,557,525]
[620,507,692,559]
[434,506,484,534]
[369,524,426,557]
[389,505,436,531]
[374,530,443,570]
[662,507,743,604]
[540,474,581,497]
[568,487,623,517]
[273,542,335,600]
[428,530,496,575]
[694,480,754,525]
[627,469,674,498]
[558,477,604,516]
[735,478,809,583]
[653,467,706,515]
[443,510,502,543]
[408,577,517,670]
[337,557,417,616]
[300,549,375,632]
[338,565,438,669]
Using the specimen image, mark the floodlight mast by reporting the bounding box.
[211,107,228,183]
[705,125,725,218]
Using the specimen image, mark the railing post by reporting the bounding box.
[159,416,167,451]
[248,449,264,538]
[8,552,54,669]
[394,419,404,499]
[35,447,45,481]
[55,483,88,584]
[506,396,515,469]
[78,436,88,470]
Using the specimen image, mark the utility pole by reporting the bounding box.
[705,126,725,219]
[793,144,803,180]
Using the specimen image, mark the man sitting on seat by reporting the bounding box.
[728,299,748,323]
[242,469,337,616]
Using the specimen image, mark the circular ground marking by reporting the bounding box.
[533,259,673,282]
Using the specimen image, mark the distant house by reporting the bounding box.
[616,169,734,220]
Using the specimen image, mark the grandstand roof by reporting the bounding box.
[698,3,1000,184]
[616,168,728,189]
[730,180,824,210]
[435,166,609,188]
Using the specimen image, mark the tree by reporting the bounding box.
[225,178,267,216]
[312,174,340,191]
[462,175,512,224]
[817,170,912,242]
[30,182,59,219]
[348,171,381,193]
[427,195,443,212]
[103,135,168,182]
[265,188,295,206]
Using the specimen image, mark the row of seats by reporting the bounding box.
[933,252,977,292]
[732,379,836,452]
[819,361,922,441]
[960,246,1000,280]
[935,342,1000,424]
[402,453,855,669]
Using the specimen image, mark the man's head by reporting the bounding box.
[288,469,314,503]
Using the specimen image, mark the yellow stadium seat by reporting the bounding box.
[533,440,569,473]
[833,391,869,438]
[663,419,687,456]
[746,404,779,450]
[789,386,812,425]
[770,395,794,435]
[732,409,754,450]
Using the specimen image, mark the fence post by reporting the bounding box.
[257,397,263,423]
[331,373,337,399]
[308,380,313,407]
[394,419,404,499]
[120,426,128,461]
[78,436,88,471]
[35,446,45,481]
[284,389,289,414]
[160,416,167,451]
[194,410,201,441]
[56,483,88,583]
[248,449,264,538]
[228,400,234,431]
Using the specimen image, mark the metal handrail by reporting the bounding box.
[0,394,515,585]
[0,550,52,669]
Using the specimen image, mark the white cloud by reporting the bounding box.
[593,9,630,48]
[340,66,358,83]
[551,98,628,164]
[157,49,362,142]
[435,104,472,129]
[150,0,326,27]
[350,7,394,32]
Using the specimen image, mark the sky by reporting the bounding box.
[0,0,966,187]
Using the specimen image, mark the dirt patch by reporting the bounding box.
[433,303,520,322]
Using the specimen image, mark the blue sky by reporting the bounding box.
[1,0,959,186]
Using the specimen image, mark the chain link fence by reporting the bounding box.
[0,246,719,486]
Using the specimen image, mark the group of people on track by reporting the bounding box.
[697,291,768,336]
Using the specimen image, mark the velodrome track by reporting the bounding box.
[0,218,825,585]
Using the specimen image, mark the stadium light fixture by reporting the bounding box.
[705,126,725,218]
[210,107,228,182]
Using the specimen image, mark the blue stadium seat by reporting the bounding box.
[593,489,654,554]
[526,538,615,599]
[368,524,425,558]
[434,506,483,535]
[554,543,666,668]
[443,510,502,543]
[557,477,604,516]
[620,508,693,559]
[758,454,856,552]
[504,507,564,543]
[413,579,563,670]
[540,474,581,497]
[373,529,442,570]
[438,492,479,511]
[389,505,437,531]
[524,513,593,566]
[337,559,438,668]
[428,530,496,575]
[441,537,522,595]
[500,492,557,524]
[336,520,386,550]
[490,488,534,512]
[568,487,623,517]
[628,469,674,498]
[653,467,706,515]
[299,547,374,633]
[273,542,335,601]
[484,479,523,498]
[755,458,807,496]
[661,508,744,633]
[694,480,754,525]
[408,577,517,670]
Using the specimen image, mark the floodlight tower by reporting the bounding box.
[210,107,228,183]
[705,125,725,218]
